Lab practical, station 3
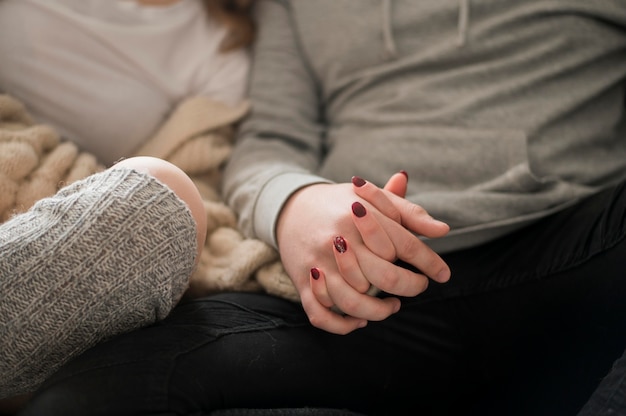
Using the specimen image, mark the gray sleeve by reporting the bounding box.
[0,167,197,398]
[222,0,330,248]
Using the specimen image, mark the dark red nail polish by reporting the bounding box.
[351,176,366,187]
[310,267,320,280]
[333,236,347,253]
[352,202,366,218]
[399,170,408,179]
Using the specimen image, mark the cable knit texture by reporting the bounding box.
[0,94,299,397]
[0,167,197,398]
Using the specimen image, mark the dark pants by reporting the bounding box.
[20,182,626,416]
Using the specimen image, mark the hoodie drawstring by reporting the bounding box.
[381,0,398,59]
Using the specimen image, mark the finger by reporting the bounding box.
[352,176,402,223]
[300,290,367,335]
[309,267,334,308]
[381,219,451,283]
[331,235,372,293]
[382,170,408,197]
[353,175,450,238]
[355,247,432,296]
[396,197,450,238]
[349,202,396,262]
[325,242,401,321]
[381,191,450,238]
[325,270,401,321]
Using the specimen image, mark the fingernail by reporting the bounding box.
[399,170,408,180]
[333,236,347,253]
[358,320,368,329]
[351,201,366,218]
[310,267,320,280]
[351,176,366,187]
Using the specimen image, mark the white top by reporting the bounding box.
[0,0,250,165]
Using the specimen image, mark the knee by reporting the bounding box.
[112,157,207,263]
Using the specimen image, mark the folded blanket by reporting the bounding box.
[0,95,104,222]
[0,94,299,303]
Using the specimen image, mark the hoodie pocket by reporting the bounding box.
[322,124,543,194]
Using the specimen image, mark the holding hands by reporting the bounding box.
[276,172,451,334]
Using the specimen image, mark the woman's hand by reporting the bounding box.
[276,176,450,335]
[277,183,396,334]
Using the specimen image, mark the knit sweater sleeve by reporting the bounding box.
[0,167,197,398]
[222,0,329,249]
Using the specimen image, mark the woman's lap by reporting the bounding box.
[20,181,626,416]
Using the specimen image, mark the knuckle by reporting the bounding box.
[354,279,372,294]
[370,304,394,322]
[423,255,443,276]
[388,206,402,223]
[337,297,360,314]
[408,275,429,296]
[405,203,427,219]
[397,235,421,259]
[308,313,327,330]
[377,267,401,290]
[379,245,397,262]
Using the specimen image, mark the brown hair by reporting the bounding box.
[203,0,256,52]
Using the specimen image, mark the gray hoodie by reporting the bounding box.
[224,0,626,253]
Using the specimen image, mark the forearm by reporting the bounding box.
[222,0,326,246]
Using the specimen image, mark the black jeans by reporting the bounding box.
[20,181,626,416]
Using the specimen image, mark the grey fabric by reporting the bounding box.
[0,167,197,398]
[224,0,626,253]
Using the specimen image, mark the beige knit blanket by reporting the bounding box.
[0,94,299,302]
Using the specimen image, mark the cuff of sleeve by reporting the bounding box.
[253,172,331,249]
